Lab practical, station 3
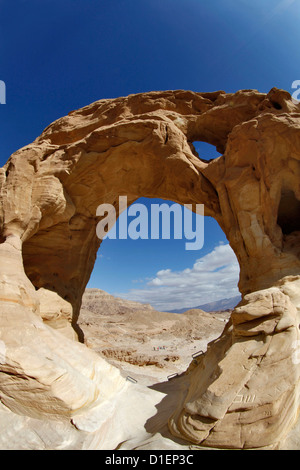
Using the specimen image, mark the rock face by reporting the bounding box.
[0,87,299,449]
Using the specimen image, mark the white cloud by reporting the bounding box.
[115,243,240,311]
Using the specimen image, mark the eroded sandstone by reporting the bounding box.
[0,87,299,449]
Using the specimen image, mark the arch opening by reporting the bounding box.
[88,196,240,314]
[191,141,222,162]
[82,196,240,384]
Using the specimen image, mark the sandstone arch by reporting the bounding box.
[0,88,299,449]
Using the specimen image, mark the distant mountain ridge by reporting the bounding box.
[166,295,241,314]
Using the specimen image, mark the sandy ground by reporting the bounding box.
[77,290,300,450]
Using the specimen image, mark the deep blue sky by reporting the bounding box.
[0,0,299,309]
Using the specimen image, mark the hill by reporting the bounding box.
[78,288,230,385]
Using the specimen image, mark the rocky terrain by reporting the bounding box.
[0,87,299,450]
[78,289,230,385]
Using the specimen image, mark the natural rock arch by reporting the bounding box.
[0,88,299,449]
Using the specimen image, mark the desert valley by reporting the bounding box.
[78,288,231,386]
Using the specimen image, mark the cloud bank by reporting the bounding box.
[115,243,240,311]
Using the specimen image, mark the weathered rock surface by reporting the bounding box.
[0,87,299,449]
[170,276,300,449]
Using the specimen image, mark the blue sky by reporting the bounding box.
[0,0,299,310]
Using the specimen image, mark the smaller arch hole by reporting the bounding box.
[192,141,222,162]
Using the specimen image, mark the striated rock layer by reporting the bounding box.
[0,88,299,449]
